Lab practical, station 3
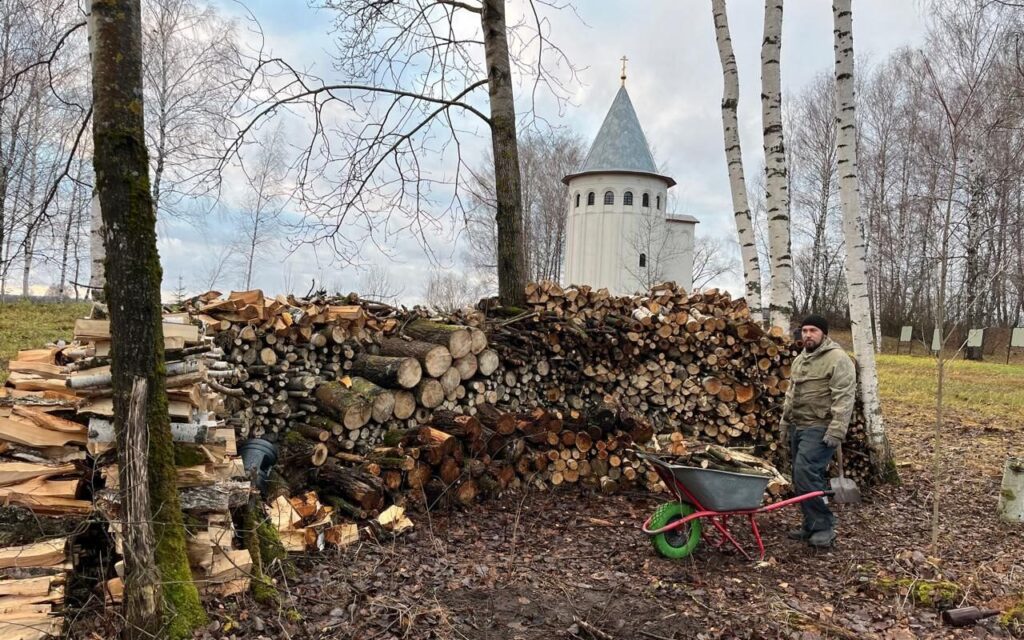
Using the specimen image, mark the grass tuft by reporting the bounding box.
[0,300,91,384]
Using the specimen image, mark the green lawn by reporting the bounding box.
[0,300,91,384]
[875,353,1024,422]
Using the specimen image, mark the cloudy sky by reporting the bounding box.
[156,0,930,303]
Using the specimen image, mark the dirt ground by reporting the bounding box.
[155,403,1022,640]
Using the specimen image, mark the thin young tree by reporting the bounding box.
[788,72,840,317]
[143,0,240,218]
[691,235,737,290]
[711,0,763,321]
[89,0,205,635]
[624,207,687,292]
[833,0,893,478]
[918,0,1003,550]
[235,123,287,290]
[761,0,794,329]
[358,264,403,303]
[423,268,481,313]
[466,129,584,286]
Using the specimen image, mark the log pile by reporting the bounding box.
[3,313,254,603]
[193,283,875,500]
[0,280,879,620]
[0,537,69,640]
[187,290,503,456]
[273,398,663,514]
[0,359,90,517]
[485,282,797,451]
[480,281,873,485]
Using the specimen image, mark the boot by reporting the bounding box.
[808,529,836,548]
[787,528,811,541]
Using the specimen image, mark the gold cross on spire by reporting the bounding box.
[620,55,629,86]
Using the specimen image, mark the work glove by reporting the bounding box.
[822,433,842,449]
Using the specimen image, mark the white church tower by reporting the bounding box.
[563,71,698,294]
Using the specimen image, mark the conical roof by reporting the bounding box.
[563,86,675,186]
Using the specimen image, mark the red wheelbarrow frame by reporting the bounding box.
[640,456,833,561]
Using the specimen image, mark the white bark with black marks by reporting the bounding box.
[711,0,762,320]
[761,0,793,329]
[833,0,890,475]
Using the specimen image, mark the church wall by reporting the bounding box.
[564,173,672,293]
[663,219,697,291]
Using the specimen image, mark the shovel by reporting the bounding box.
[830,445,861,504]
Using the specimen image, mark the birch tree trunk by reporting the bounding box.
[711,0,763,322]
[86,9,105,305]
[480,0,526,308]
[89,0,206,636]
[88,193,105,303]
[833,0,894,479]
[761,0,793,329]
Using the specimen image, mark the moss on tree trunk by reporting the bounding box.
[90,0,205,636]
[242,491,280,606]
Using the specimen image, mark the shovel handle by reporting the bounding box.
[837,444,846,480]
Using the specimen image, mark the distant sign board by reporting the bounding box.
[899,326,913,342]
[932,328,942,352]
[967,329,984,348]
[1012,327,1024,348]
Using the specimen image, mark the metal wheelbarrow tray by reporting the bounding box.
[637,452,834,561]
[665,464,770,511]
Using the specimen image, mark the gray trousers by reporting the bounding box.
[790,426,836,533]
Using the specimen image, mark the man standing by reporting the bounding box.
[778,315,856,548]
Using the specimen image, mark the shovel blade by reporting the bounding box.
[830,476,861,504]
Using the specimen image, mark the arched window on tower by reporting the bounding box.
[575,193,580,208]
[639,253,647,268]
[656,195,661,210]
[604,191,614,205]
[642,193,650,208]
[587,192,595,206]
[623,191,633,206]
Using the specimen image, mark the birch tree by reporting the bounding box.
[142,0,240,218]
[833,0,893,478]
[89,0,205,635]
[234,123,287,290]
[711,0,763,322]
[761,0,794,328]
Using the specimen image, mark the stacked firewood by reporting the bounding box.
[0,537,69,639]
[0,401,90,517]
[2,314,255,601]
[484,282,798,453]
[273,396,663,514]
[189,290,502,454]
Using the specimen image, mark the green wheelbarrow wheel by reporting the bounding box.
[649,502,702,559]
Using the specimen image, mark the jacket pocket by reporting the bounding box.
[792,376,832,423]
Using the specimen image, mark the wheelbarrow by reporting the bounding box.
[637,452,833,560]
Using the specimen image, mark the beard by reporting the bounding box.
[804,338,821,352]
